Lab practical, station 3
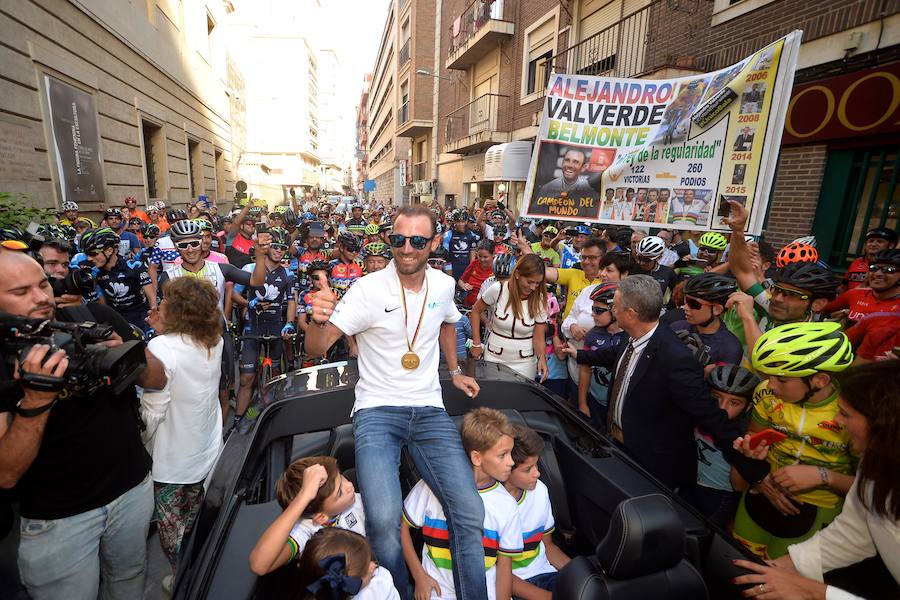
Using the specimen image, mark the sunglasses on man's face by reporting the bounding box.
[591,306,610,315]
[868,264,899,274]
[86,249,105,257]
[175,240,201,250]
[683,296,711,311]
[388,234,429,250]
[771,285,810,301]
[271,243,289,251]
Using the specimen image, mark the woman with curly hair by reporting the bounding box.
[140,276,224,592]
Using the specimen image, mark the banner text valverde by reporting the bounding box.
[547,120,650,147]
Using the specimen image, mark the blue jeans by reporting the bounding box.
[354,406,487,600]
[18,474,153,600]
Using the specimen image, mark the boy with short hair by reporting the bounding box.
[505,424,571,599]
[402,408,523,600]
[249,456,366,575]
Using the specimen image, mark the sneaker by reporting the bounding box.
[162,574,174,594]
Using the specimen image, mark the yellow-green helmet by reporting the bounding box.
[751,322,853,377]
[364,223,380,236]
[192,218,213,232]
[699,231,728,251]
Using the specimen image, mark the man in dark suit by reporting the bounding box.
[565,275,768,490]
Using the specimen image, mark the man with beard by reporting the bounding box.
[537,148,601,203]
[293,221,330,290]
[825,249,900,323]
[842,227,897,290]
[304,204,487,599]
[722,199,840,352]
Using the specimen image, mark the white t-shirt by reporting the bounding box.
[511,480,557,580]
[355,566,400,600]
[288,493,367,558]
[403,479,523,600]
[329,261,461,414]
[142,334,224,484]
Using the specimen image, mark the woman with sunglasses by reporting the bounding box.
[469,254,549,381]
[669,273,743,374]
[732,360,900,600]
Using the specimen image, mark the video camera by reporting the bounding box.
[48,267,96,297]
[0,312,146,396]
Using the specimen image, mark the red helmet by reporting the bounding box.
[776,242,818,268]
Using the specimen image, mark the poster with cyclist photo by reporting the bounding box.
[522,31,801,235]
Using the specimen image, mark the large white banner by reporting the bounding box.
[523,31,802,234]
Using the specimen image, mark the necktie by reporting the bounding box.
[606,342,635,441]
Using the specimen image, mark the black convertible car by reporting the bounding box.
[172,359,766,600]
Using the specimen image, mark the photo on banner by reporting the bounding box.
[522,30,802,234]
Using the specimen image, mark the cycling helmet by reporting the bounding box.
[302,212,315,221]
[166,208,188,223]
[192,218,213,232]
[168,219,203,240]
[543,225,559,236]
[155,200,167,210]
[751,322,853,377]
[684,273,738,304]
[776,242,818,268]
[363,223,380,237]
[635,235,666,259]
[698,231,728,251]
[771,262,839,299]
[74,217,97,229]
[362,241,387,257]
[575,225,591,236]
[41,224,65,239]
[873,248,900,267]
[307,259,330,275]
[144,224,161,238]
[80,227,120,253]
[674,329,711,366]
[128,217,143,228]
[865,227,899,245]
[338,231,361,252]
[104,208,122,219]
[493,253,515,278]
[273,205,289,214]
[0,228,25,243]
[589,282,618,304]
[793,235,817,247]
[61,201,79,212]
[268,227,289,245]
[707,364,761,398]
[59,225,77,240]
[351,203,364,211]
[427,248,447,269]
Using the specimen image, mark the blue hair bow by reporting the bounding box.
[306,554,363,596]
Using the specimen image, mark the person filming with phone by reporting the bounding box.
[0,246,166,599]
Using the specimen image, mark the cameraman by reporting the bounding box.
[37,238,83,309]
[0,248,166,599]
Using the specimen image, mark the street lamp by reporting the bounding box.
[416,68,452,81]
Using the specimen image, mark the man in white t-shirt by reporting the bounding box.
[305,205,488,600]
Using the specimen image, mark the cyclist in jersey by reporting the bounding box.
[344,203,368,236]
[134,223,160,268]
[293,221,330,289]
[825,249,900,323]
[225,203,258,268]
[363,222,381,245]
[633,235,678,301]
[83,227,157,335]
[328,232,364,299]
[732,322,855,559]
[559,225,591,269]
[445,210,480,280]
[362,241,392,274]
[147,208,188,285]
[723,199,840,351]
[842,227,897,290]
[155,219,268,424]
[233,227,296,429]
[194,218,228,264]
[102,208,140,257]
[669,273,743,371]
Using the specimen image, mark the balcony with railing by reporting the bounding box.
[443,93,509,154]
[399,101,410,125]
[446,0,514,70]
[411,160,430,182]
[399,37,411,66]
[397,96,433,138]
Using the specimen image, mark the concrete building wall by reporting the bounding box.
[0,0,241,214]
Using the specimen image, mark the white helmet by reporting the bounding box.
[62,201,79,212]
[636,235,666,259]
[793,235,817,247]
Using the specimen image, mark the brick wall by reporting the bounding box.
[411,0,435,120]
[763,144,827,248]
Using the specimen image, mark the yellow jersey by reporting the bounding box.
[556,268,601,320]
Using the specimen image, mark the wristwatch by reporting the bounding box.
[449,367,463,377]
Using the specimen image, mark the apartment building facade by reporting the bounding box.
[355,74,372,196]
[0,0,243,216]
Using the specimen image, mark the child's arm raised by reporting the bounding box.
[249,464,327,575]
[400,520,441,600]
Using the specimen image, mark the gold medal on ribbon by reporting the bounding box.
[399,273,428,370]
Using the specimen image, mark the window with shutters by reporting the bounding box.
[520,8,559,105]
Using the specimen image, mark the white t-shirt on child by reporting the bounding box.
[354,566,400,600]
[511,480,557,580]
[403,479,523,599]
[288,492,366,558]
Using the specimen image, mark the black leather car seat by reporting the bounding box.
[553,493,708,600]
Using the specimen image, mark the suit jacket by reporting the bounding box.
[577,323,768,489]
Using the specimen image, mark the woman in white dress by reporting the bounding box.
[141,277,224,592]
[470,254,549,380]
